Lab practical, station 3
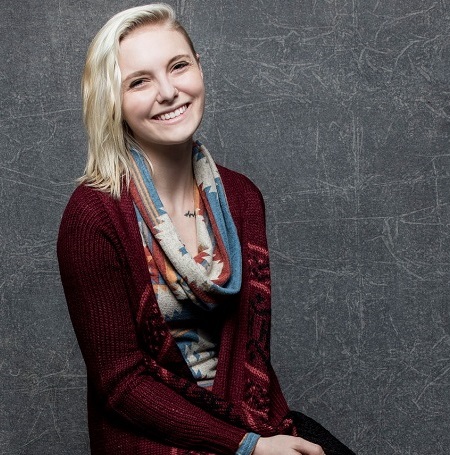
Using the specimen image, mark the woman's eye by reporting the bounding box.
[173,61,189,71]
[129,79,144,89]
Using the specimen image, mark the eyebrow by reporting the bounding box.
[121,54,193,86]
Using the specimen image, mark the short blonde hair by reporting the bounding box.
[80,3,196,198]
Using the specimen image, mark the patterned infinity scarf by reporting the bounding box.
[129,141,242,327]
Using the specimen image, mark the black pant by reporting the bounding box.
[289,411,356,455]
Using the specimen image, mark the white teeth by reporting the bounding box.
[156,104,187,121]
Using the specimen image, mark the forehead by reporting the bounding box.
[119,23,192,56]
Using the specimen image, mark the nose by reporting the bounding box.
[156,76,178,103]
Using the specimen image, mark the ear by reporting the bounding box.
[196,53,203,79]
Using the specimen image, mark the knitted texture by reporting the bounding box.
[57,164,295,455]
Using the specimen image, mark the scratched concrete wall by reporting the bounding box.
[1,1,449,454]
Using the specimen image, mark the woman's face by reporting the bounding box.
[118,24,205,155]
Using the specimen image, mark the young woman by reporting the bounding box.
[57,4,355,455]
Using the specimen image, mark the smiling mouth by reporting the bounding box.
[153,104,188,121]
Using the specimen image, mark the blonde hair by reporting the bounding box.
[80,3,196,198]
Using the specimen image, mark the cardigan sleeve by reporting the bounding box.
[57,188,247,454]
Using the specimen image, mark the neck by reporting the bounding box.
[141,141,195,215]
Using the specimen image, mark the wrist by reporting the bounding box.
[236,433,261,455]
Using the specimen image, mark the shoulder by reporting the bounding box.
[216,164,267,238]
[217,164,264,206]
[61,184,132,222]
[58,183,135,245]
[60,184,113,230]
[57,184,139,275]
[63,183,107,211]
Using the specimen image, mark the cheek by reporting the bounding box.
[121,94,147,126]
[193,79,206,108]
[121,96,134,125]
[197,78,206,97]
[183,73,205,98]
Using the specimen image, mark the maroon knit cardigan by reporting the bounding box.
[57,165,295,455]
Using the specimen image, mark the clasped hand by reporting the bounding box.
[254,435,325,455]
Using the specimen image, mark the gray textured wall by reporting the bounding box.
[1,1,449,454]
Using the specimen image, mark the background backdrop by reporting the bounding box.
[1,0,449,454]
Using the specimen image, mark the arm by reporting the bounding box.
[57,190,247,454]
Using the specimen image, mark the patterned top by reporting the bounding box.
[135,191,220,384]
[130,142,243,385]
